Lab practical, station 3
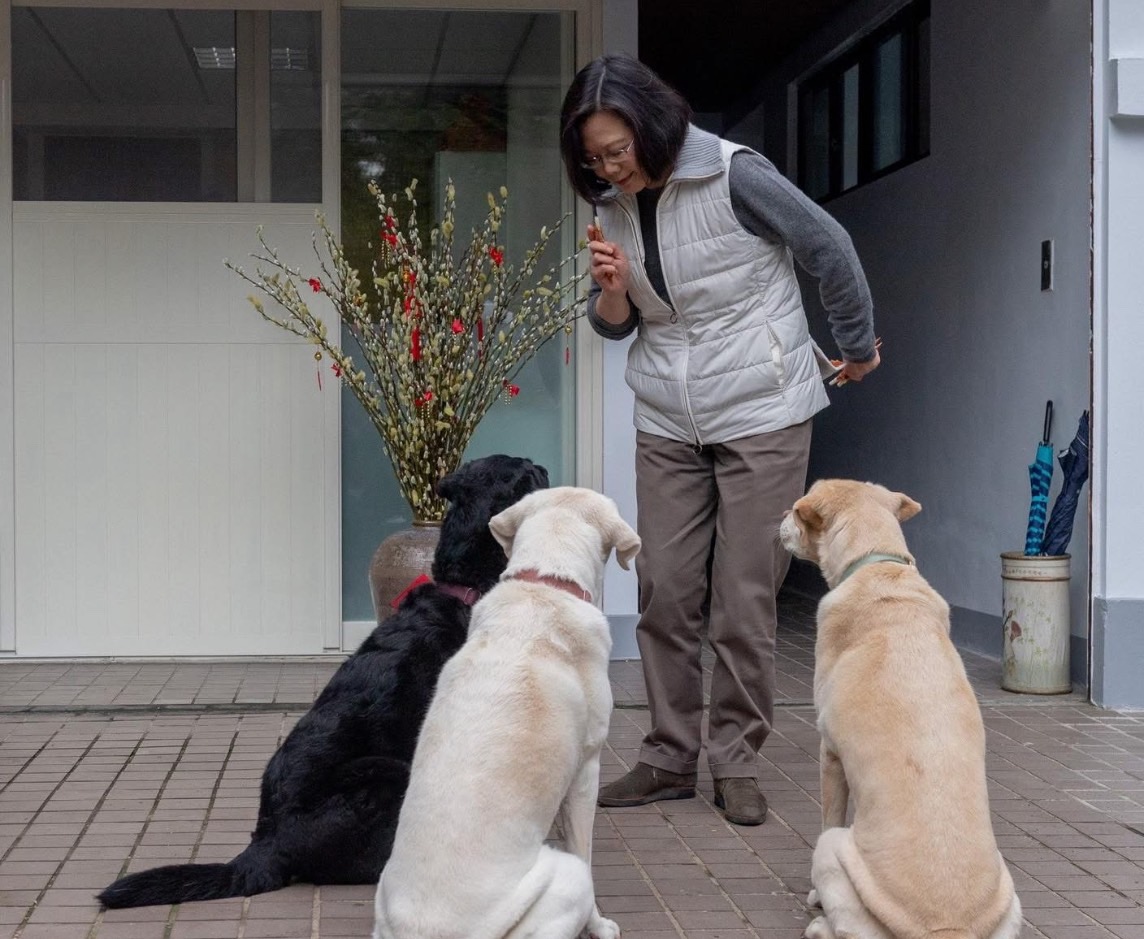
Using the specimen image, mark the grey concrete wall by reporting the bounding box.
[728,0,1092,673]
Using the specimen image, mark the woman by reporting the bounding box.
[559,54,880,826]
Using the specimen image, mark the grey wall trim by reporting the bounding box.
[1092,598,1144,711]
[950,605,1002,660]
[613,574,1100,694]
[785,558,828,598]
[1071,634,1088,690]
[932,606,1089,690]
[609,613,640,660]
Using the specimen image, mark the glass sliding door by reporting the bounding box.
[339,7,576,621]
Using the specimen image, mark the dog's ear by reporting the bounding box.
[866,482,921,522]
[793,496,824,530]
[437,455,549,506]
[515,460,550,497]
[436,463,468,502]
[607,516,641,571]
[588,494,640,570]
[895,494,922,521]
[488,498,529,558]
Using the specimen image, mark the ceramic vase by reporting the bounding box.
[368,521,442,623]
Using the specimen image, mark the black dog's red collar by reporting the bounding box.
[389,574,482,609]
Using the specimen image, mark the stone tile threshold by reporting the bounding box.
[1,659,1142,934]
[3,700,1143,939]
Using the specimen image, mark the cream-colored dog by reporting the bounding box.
[373,487,640,939]
[779,480,1021,939]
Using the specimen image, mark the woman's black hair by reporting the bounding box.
[559,54,693,204]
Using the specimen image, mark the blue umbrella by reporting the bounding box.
[1042,410,1089,557]
[1024,400,1054,556]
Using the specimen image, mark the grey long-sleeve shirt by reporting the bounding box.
[587,150,877,363]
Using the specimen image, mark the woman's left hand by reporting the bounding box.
[842,349,880,381]
[831,347,881,386]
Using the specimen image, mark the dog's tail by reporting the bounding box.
[838,839,1020,939]
[97,842,285,909]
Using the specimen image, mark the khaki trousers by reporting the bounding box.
[634,421,812,779]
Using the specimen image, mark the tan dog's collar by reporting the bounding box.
[506,569,593,603]
[837,552,914,585]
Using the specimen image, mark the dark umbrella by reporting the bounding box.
[1041,410,1089,557]
[1024,400,1054,556]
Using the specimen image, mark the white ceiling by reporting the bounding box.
[12,7,558,112]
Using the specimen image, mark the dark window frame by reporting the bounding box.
[797,0,930,202]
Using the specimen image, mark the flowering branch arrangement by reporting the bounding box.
[226,179,587,522]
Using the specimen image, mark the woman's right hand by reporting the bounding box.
[587,224,629,296]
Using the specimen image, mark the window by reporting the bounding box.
[336,8,579,622]
[11,7,321,202]
[797,0,929,201]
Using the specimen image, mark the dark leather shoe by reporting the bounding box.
[713,777,768,825]
[598,762,697,807]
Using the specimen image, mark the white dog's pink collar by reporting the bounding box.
[506,570,592,603]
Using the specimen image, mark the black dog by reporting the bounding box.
[97,454,549,909]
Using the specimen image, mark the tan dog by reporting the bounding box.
[373,487,640,939]
[779,480,1021,939]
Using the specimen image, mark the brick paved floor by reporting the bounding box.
[1,591,1142,939]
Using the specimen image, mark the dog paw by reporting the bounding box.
[807,888,820,908]
[804,915,830,939]
[583,914,620,939]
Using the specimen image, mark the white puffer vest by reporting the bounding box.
[596,129,830,445]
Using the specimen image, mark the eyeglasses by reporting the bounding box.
[580,139,634,171]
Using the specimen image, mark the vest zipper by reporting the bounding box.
[616,200,641,264]
[653,185,702,447]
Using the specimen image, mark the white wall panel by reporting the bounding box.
[13,203,336,656]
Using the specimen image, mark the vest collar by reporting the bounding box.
[505,569,593,603]
[837,553,914,585]
[666,124,724,181]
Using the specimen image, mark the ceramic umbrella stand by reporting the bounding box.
[1000,551,1071,694]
